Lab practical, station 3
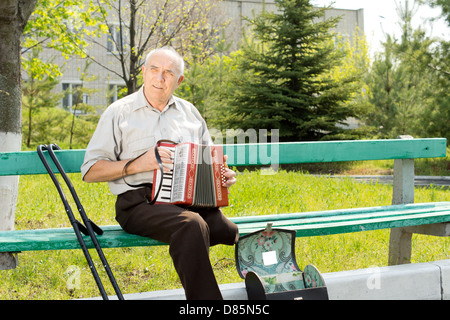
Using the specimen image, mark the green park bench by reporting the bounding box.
[0,137,448,270]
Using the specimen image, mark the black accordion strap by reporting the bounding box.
[122,139,177,205]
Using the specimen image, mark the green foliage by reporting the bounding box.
[22,0,107,80]
[22,62,62,148]
[425,0,450,25]
[21,57,100,150]
[418,39,450,141]
[415,147,450,176]
[19,1,104,151]
[178,34,239,128]
[21,106,99,150]
[66,61,102,149]
[363,36,411,137]
[361,1,449,140]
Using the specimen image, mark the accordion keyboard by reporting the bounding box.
[157,146,176,202]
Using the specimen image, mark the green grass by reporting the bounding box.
[0,168,449,300]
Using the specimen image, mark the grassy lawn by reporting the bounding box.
[0,161,449,299]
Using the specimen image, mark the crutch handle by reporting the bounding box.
[88,220,104,236]
[75,220,89,236]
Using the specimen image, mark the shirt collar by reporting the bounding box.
[133,87,178,113]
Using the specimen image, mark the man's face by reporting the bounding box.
[142,51,184,110]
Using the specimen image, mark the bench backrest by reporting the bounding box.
[0,138,446,176]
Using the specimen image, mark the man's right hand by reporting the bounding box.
[83,146,173,183]
[131,147,174,173]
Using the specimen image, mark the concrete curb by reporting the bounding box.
[93,259,450,300]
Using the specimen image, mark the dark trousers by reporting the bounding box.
[115,187,239,300]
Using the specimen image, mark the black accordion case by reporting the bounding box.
[235,223,328,300]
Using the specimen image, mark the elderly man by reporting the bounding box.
[81,46,238,300]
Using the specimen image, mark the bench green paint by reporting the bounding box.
[1,202,449,253]
[0,138,446,175]
[0,138,448,265]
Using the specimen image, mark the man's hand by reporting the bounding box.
[222,155,236,192]
[133,146,173,173]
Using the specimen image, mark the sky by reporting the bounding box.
[310,0,449,56]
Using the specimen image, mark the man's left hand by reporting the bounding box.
[223,155,236,191]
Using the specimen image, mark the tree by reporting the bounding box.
[363,36,416,138]
[66,61,100,149]
[0,0,38,269]
[362,0,447,139]
[421,40,450,141]
[420,0,450,141]
[78,0,225,95]
[224,0,360,141]
[21,59,101,150]
[22,49,62,148]
[0,0,37,149]
[177,34,235,126]
[22,0,106,81]
[424,0,450,25]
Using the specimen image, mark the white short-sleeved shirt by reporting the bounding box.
[81,87,212,195]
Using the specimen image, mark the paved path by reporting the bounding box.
[327,175,450,189]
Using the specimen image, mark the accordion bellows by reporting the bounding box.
[151,141,229,208]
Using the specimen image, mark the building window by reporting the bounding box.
[107,83,127,105]
[62,82,88,113]
[107,24,127,54]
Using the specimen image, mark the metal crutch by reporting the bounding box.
[37,144,124,300]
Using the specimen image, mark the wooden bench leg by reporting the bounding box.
[0,252,18,270]
[389,228,413,265]
[389,223,450,266]
[389,138,415,266]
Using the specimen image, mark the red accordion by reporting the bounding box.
[151,141,229,208]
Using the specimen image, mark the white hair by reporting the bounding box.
[144,46,185,76]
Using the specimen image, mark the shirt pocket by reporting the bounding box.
[128,136,156,157]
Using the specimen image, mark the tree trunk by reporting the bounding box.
[0,0,37,270]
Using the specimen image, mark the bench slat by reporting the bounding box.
[1,202,449,253]
[234,202,450,236]
[236,205,450,237]
[0,149,85,176]
[230,202,450,223]
[0,226,165,252]
[0,138,446,175]
[224,138,447,166]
